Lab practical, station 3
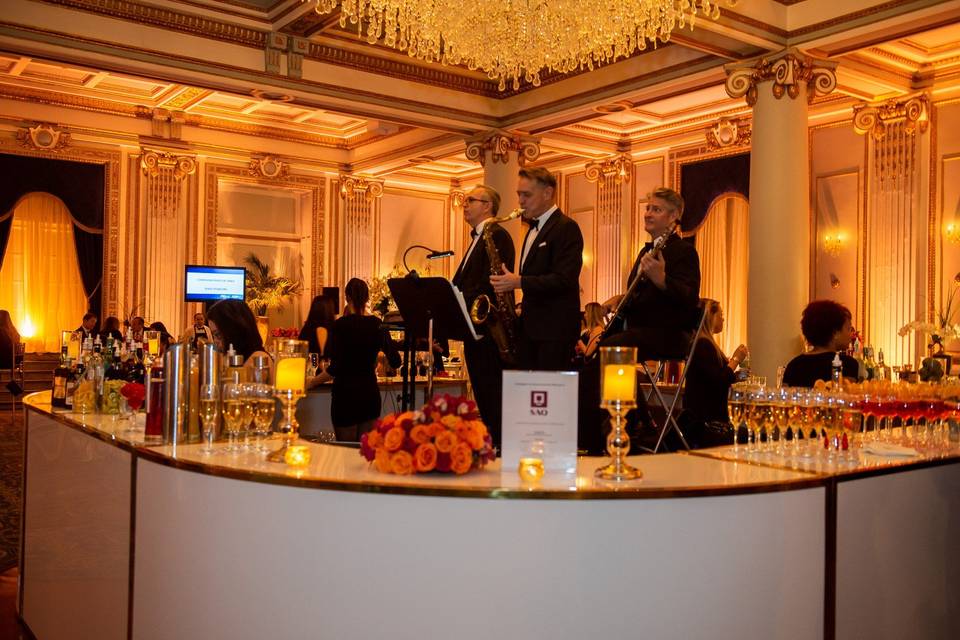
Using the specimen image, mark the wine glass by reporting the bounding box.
[745,387,767,454]
[239,382,257,449]
[727,385,747,454]
[250,383,277,451]
[199,383,220,454]
[221,382,244,452]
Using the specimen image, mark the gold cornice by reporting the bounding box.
[789,0,948,39]
[464,130,541,167]
[725,49,838,106]
[339,173,384,199]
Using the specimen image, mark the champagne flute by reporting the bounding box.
[250,383,276,451]
[240,382,257,450]
[199,383,220,454]
[221,382,244,452]
[727,386,747,454]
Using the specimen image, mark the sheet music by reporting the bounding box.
[451,284,482,341]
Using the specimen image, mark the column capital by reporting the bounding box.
[724,48,837,107]
[464,129,540,167]
[339,173,384,199]
[140,149,197,180]
[449,189,467,208]
[853,93,929,140]
[585,154,631,186]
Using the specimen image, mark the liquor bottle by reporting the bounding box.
[105,345,125,380]
[831,352,843,387]
[51,343,71,409]
[877,349,890,381]
[862,346,877,380]
[126,348,146,384]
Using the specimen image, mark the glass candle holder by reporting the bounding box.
[268,339,308,462]
[595,346,642,481]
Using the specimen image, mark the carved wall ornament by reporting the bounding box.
[852,94,929,141]
[706,118,751,150]
[17,123,71,151]
[464,130,540,167]
[724,49,837,107]
[248,156,288,180]
[584,154,632,186]
[450,189,467,208]
[339,174,384,199]
[140,150,198,217]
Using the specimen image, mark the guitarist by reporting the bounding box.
[578,187,701,454]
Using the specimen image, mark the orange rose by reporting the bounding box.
[414,443,438,472]
[384,426,405,452]
[450,442,473,474]
[366,430,383,449]
[381,413,396,428]
[390,450,414,475]
[440,414,460,428]
[374,448,392,473]
[427,422,446,438]
[435,430,457,453]
[409,424,431,445]
[455,422,483,450]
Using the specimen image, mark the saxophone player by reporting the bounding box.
[452,185,515,448]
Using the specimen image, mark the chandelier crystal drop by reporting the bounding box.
[311,0,731,91]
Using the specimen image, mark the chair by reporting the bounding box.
[637,306,707,454]
[0,310,26,411]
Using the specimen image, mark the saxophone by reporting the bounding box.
[469,208,523,366]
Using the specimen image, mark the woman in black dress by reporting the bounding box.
[299,295,336,357]
[782,300,859,387]
[327,278,401,442]
[682,299,748,447]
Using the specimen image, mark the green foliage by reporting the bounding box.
[243,253,302,316]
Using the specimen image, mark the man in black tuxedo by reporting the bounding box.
[491,167,583,371]
[76,312,98,341]
[452,185,515,447]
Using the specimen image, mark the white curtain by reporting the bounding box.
[0,193,88,352]
[695,194,749,356]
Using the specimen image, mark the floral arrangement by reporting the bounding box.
[360,394,495,475]
[898,283,960,353]
[120,382,146,411]
[270,327,300,338]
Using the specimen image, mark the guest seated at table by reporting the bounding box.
[575,302,606,361]
[76,312,98,341]
[127,316,145,343]
[148,321,176,357]
[299,295,336,357]
[782,299,859,388]
[100,316,123,343]
[206,300,270,375]
[326,278,401,442]
[679,299,748,448]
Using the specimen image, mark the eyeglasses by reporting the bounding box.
[465,197,490,204]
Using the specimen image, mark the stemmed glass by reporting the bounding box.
[250,383,276,451]
[770,387,791,456]
[199,383,220,454]
[745,387,767,454]
[221,382,245,452]
[727,386,748,454]
[239,382,257,449]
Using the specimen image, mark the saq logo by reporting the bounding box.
[530,390,548,416]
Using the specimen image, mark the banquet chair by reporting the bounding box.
[637,306,707,454]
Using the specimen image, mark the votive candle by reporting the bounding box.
[275,357,307,392]
[602,364,636,403]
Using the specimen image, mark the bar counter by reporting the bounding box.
[19,392,960,640]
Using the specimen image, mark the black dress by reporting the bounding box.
[782,352,859,388]
[684,337,735,424]
[326,314,401,429]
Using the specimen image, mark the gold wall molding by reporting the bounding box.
[705,118,751,150]
[464,130,541,167]
[204,163,326,296]
[140,149,198,217]
[724,49,838,107]
[248,156,288,180]
[584,154,631,186]
[852,93,930,141]
[16,123,72,152]
[0,134,121,315]
[150,108,186,140]
[339,174,384,199]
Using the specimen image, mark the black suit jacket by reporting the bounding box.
[518,209,583,342]
[452,221,515,310]
[622,233,701,332]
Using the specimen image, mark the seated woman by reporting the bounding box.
[206,300,270,376]
[326,278,401,442]
[100,316,124,343]
[681,299,748,448]
[575,302,606,360]
[299,295,337,358]
[782,299,859,388]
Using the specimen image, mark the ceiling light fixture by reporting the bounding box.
[309,0,733,91]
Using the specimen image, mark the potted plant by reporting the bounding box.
[243,253,302,343]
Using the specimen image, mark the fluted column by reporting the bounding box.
[725,49,837,380]
[338,174,383,285]
[465,130,540,255]
[586,155,631,303]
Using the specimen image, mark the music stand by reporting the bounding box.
[388,277,479,409]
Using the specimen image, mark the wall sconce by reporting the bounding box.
[945,222,960,245]
[830,273,841,289]
[823,232,844,256]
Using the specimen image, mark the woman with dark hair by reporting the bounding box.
[326,278,401,441]
[299,295,337,357]
[100,316,123,343]
[681,299,749,447]
[206,300,269,371]
[148,321,176,357]
[782,299,859,388]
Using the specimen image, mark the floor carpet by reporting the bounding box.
[0,408,23,573]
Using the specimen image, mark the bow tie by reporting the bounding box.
[470,228,478,239]
[523,217,540,230]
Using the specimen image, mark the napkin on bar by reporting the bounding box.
[861,442,920,457]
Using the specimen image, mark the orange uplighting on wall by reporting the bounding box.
[823,232,845,256]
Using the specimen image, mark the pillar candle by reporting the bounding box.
[602,364,635,403]
[275,357,306,392]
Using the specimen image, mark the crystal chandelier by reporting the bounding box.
[310,0,732,91]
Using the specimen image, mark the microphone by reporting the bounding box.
[402,244,454,278]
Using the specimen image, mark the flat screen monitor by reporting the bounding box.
[184,265,246,302]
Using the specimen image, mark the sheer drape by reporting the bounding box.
[0,193,88,352]
[695,194,749,356]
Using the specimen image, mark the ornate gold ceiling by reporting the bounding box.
[0,0,958,183]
